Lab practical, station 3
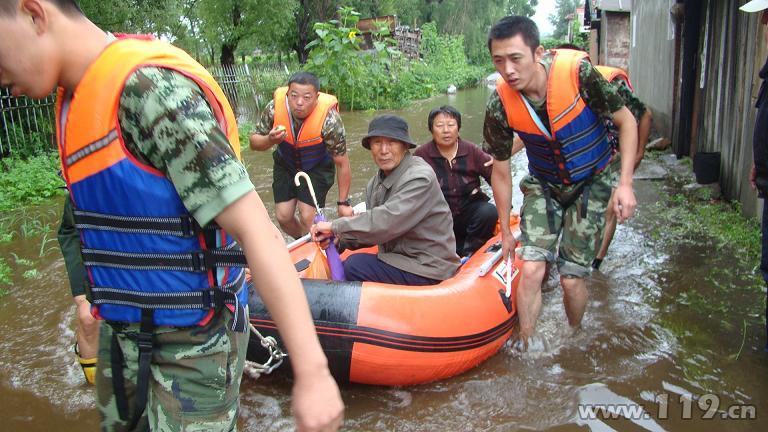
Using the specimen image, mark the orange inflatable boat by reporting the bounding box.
[247,216,522,386]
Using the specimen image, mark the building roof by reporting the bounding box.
[596,0,632,12]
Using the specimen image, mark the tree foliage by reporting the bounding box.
[78,0,541,66]
[195,0,297,65]
[78,0,185,37]
[508,0,538,17]
[548,0,578,40]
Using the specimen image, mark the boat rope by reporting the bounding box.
[243,322,288,380]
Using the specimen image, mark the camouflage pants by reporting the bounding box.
[96,309,248,431]
[517,166,615,278]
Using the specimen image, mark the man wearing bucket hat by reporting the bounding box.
[312,115,461,285]
[742,0,768,351]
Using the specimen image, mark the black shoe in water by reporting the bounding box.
[591,258,603,271]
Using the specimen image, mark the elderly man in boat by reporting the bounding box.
[311,114,461,285]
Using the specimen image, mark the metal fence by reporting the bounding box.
[207,62,292,125]
[0,88,57,158]
[0,61,292,159]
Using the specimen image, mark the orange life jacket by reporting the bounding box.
[595,65,634,91]
[496,49,611,184]
[273,87,338,170]
[55,38,248,330]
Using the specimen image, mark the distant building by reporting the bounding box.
[585,0,632,70]
[357,15,421,60]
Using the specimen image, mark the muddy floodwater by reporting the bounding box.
[1,86,766,431]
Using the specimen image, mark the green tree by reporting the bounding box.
[196,0,296,66]
[293,0,340,63]
[507,0,538,17]
[428,0,509,64]
[549,0,577,40]
[79,0,185,37]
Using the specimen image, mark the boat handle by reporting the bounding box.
[287,233,311,251]
[478,230,521,276]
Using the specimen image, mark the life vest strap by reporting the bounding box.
[81,247,247,272]
[91,271,245,310]
[74,210,222,238]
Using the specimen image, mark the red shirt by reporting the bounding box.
[414,138,493,216]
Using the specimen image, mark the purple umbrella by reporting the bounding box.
[294,172,346,281]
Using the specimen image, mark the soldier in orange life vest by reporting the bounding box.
[483,16,638,348]
[249,72,352,239]
[0,1,343,431]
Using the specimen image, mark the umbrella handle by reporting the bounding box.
[294,171,322,215]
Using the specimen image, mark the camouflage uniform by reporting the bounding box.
[483,52,625,277]
[93,67,253,431]
[253,99,346,207]
[604,79,647,151]
[57,193,88,298]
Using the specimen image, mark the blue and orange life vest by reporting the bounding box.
[56,38,248,330]
[595,65,634,91]
[496,49,611,184]
[273,86,338,171]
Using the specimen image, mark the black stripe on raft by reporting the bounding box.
[247,279,362,381]
[250,315,516,353]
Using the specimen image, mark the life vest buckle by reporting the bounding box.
[191,250,216,272]
[180,215,196,238]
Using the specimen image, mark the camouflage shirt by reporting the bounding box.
[118,67,254,226]
[253,99,347,156]
[483,51,625,161]
[603,79,648,148]
[615,80,647,121]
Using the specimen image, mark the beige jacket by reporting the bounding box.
[332,154,460,281]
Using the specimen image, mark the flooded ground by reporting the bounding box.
[0,86,766,431]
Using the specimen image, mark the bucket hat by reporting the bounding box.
[741,0,768,12]
[362,115,417,149]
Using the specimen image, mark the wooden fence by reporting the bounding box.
[0,61,291,159]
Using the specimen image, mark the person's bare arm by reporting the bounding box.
[635,109,653,171]
[491,158,515,260]
[611,107,638,223]
[249,126,287,151]
[333,153,353,217]
[511,135,525,156]
[215,191,343,432]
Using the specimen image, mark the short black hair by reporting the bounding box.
[0,0,83,16]
[487,16,540,54]
[427,105,462,132]
[556,43,584,51]
[288,71,320,92]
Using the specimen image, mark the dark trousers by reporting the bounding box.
[343,253,439,286]
[762,201,768,349]
[454,200,498,257]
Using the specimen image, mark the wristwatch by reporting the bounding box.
[337,199,351,206]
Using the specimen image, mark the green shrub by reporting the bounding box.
[0,152,64,212]
[305,8,485,111]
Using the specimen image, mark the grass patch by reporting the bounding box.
[0,152,64,212]
[0,257,11,294]
[649,190,762,287]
